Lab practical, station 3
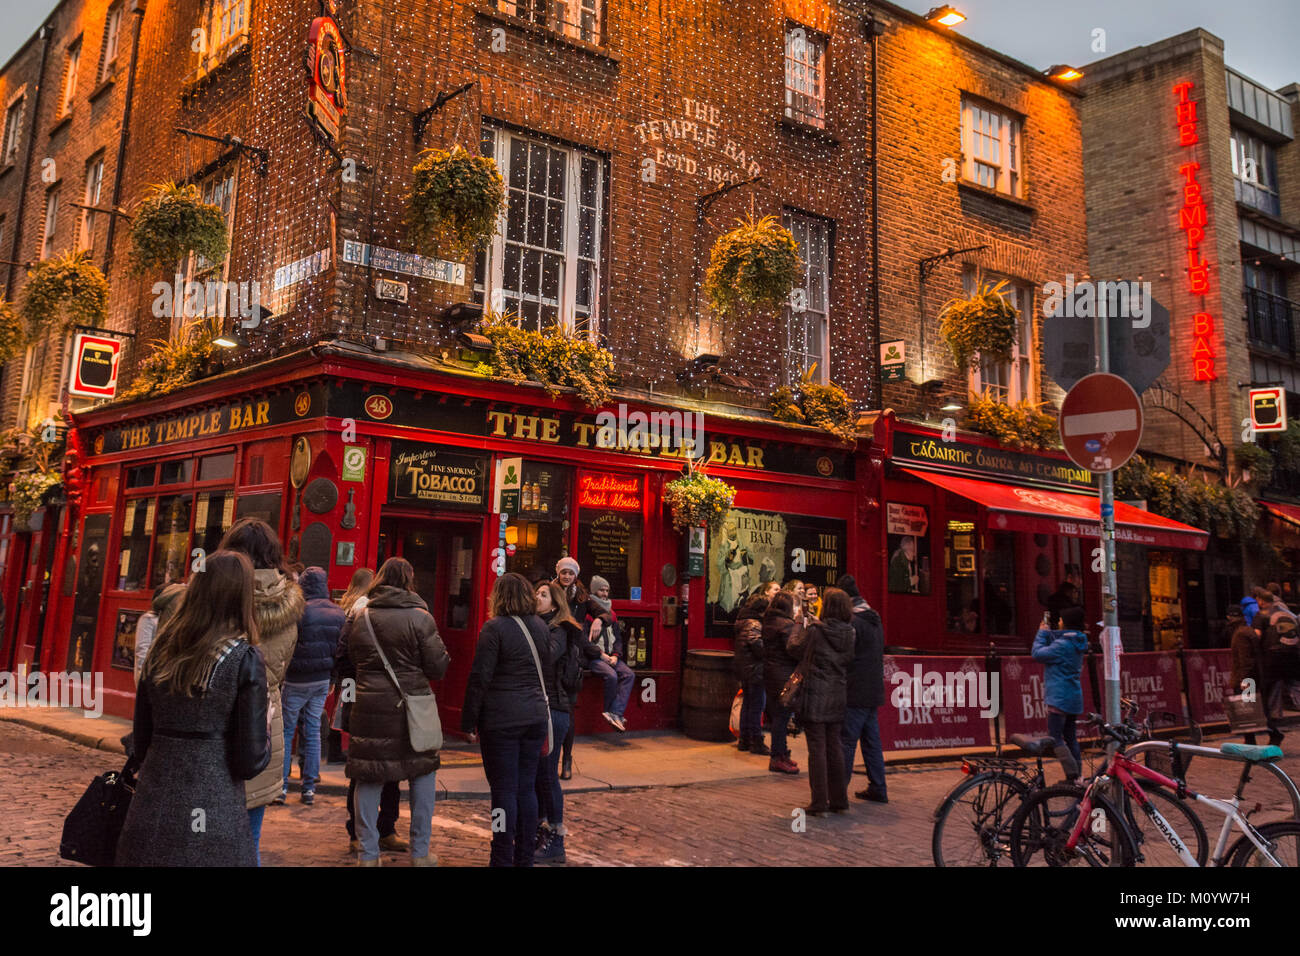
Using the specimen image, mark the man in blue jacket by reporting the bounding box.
[1032,604,1089,782]
[281,567,346,804]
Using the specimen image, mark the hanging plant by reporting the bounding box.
[0,300,28,363]
[664,466,737,535]
[704,214,802,316]
[408,145,506,259]
[10,469,61,531]
[119,319,219,402]
[21,251,109,333]
[128,181,230,275]
[1234,442,1274,487]
[939,279,1018,370]
[477,313,616,408]
[767,365,856,442]
[963,394,1059,450]
[1115,455,1259,541]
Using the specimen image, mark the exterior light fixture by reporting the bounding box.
[213,329,247,349]
[940,400,964,412]
[1047,64,1083,82]
[925,5,965,26]
[457,330,492,350]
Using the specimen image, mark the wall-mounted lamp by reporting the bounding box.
[925,5,966,26]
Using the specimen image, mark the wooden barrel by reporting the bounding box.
[681,649,737,741]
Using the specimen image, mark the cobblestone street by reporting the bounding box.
[6,720,1300,867]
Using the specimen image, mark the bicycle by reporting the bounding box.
[1009,715,1300,867]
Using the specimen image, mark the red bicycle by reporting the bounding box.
[1009,716,1300,867]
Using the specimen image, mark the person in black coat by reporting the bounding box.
[792,587,856,816]
[280,566,345,803]
[533,580,584,863]
[463,572,552,867]
[762,589,804,775]
[734,586,774,754]
[836,574,887,803]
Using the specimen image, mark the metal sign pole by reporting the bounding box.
[1098,298,1123,734]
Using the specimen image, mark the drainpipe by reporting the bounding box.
[101,0,145,279]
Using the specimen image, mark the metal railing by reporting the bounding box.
[1244,287,1297,357]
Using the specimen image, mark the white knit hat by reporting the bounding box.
[556,556,580,575]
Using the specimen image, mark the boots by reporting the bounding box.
[749,736,771,756]
[560,754,573,780]
[769,753,800,774]
[737,735,751,752]
[536,825,566,864]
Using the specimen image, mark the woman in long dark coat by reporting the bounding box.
[117,551,270,867]
[792,588,856,816]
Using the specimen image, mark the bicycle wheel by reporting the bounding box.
[1121,783,1208,866]
[1229,821,1300,867]
[1009,784,1135,867]
[932,771,1030,867]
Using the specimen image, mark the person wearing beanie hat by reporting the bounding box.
[550,557,588,776]
[584,576,633,732]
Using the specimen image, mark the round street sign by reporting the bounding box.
[1059,372,1144,474]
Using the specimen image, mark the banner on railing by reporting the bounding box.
[878,655,993,751]
[1185,648,1236,724]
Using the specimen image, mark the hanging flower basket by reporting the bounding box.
[767,365,857,443]
[477,313,616,408]
[663,469,736,534]
[1234,442,1274,487]
[0,300,28,363]
[963,394,1058,450]
[408,145,506,259]
[10,469,61,531]
[939,279,1018,370]
[119,319,219,402]
[128,181,230,275]
[21,251,109,333]
[704,214,802,316]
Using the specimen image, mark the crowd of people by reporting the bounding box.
[733,575,888,815]
[117,528,651,868]
[1228,583,1300,747]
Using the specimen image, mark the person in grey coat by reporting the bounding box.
[790,587,856,816]
[117,551,270,867]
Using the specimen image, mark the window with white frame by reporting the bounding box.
[965,270,1033,404]
[60,42,81,116]
[495,0,603,45]
[174,167,237,331]
[1231,128,1280,217]
[207,0,250,61]
[79,158,105,254]
[41,189,60,260]
[99,3,122,82]
[783,210,831,384]
[784,23,827,129]
[3,95,26,165]
[961,96,1022,197]
[474,124,604,334]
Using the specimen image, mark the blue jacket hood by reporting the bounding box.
[300,567,330,601]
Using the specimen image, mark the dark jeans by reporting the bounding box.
[842,706,886,795]
[740,681,765,739]
[1047,711,1081,776]
[766,686,793,758]
[535,708,571,828]
[480,720,548,867]
[589,659,635,716]
[347,779,399,838]
[562,711,575,761]
[804,720,847,811]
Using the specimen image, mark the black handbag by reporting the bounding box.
[59,759,136,866]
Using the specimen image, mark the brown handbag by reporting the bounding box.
[779,621,820,712]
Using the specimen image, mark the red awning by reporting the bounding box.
[900,468,1209,551]
[1262,500,1300,530]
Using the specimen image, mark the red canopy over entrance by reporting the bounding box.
[1261,500,1300,530]
[900,468,1209,551]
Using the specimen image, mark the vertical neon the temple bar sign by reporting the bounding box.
[1173,81,1217,381]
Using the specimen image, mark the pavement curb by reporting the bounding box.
[0,714,127,756]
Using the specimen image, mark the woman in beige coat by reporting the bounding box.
[220,518,305,864]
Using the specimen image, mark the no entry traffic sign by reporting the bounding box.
[1059,373,1144,473]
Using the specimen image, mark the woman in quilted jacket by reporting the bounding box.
[734,583,777,755]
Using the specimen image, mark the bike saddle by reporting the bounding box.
[1008,734,1057,756]
[1220,742,1284,762]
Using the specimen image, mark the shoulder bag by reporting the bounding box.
[779,622,821,713]
[60,758,136,866]
[513,615,555,756]
[362,609,443,753]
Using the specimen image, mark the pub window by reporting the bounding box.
[198,451,236,482]
[175,166,238,333]
[474,124,605,335]
[782,210,831,386]
[118,498,154,592]
[159,457,194,486]
[494,1,603,46]
[151,495,194,589]
[2,93,26,165]
[784,23,827,129]
[945,519,979,633]
[982,531,1016,635]
[966,269,1033,405]
[575,471,644,599]
[504,461,572,580]
[60,41,82,118]
[125,464,156,489]
[961,95,1022,197]
[194,489,235,557]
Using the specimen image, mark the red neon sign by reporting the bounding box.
[1174,81,1217,381]
[578,472,642,511]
